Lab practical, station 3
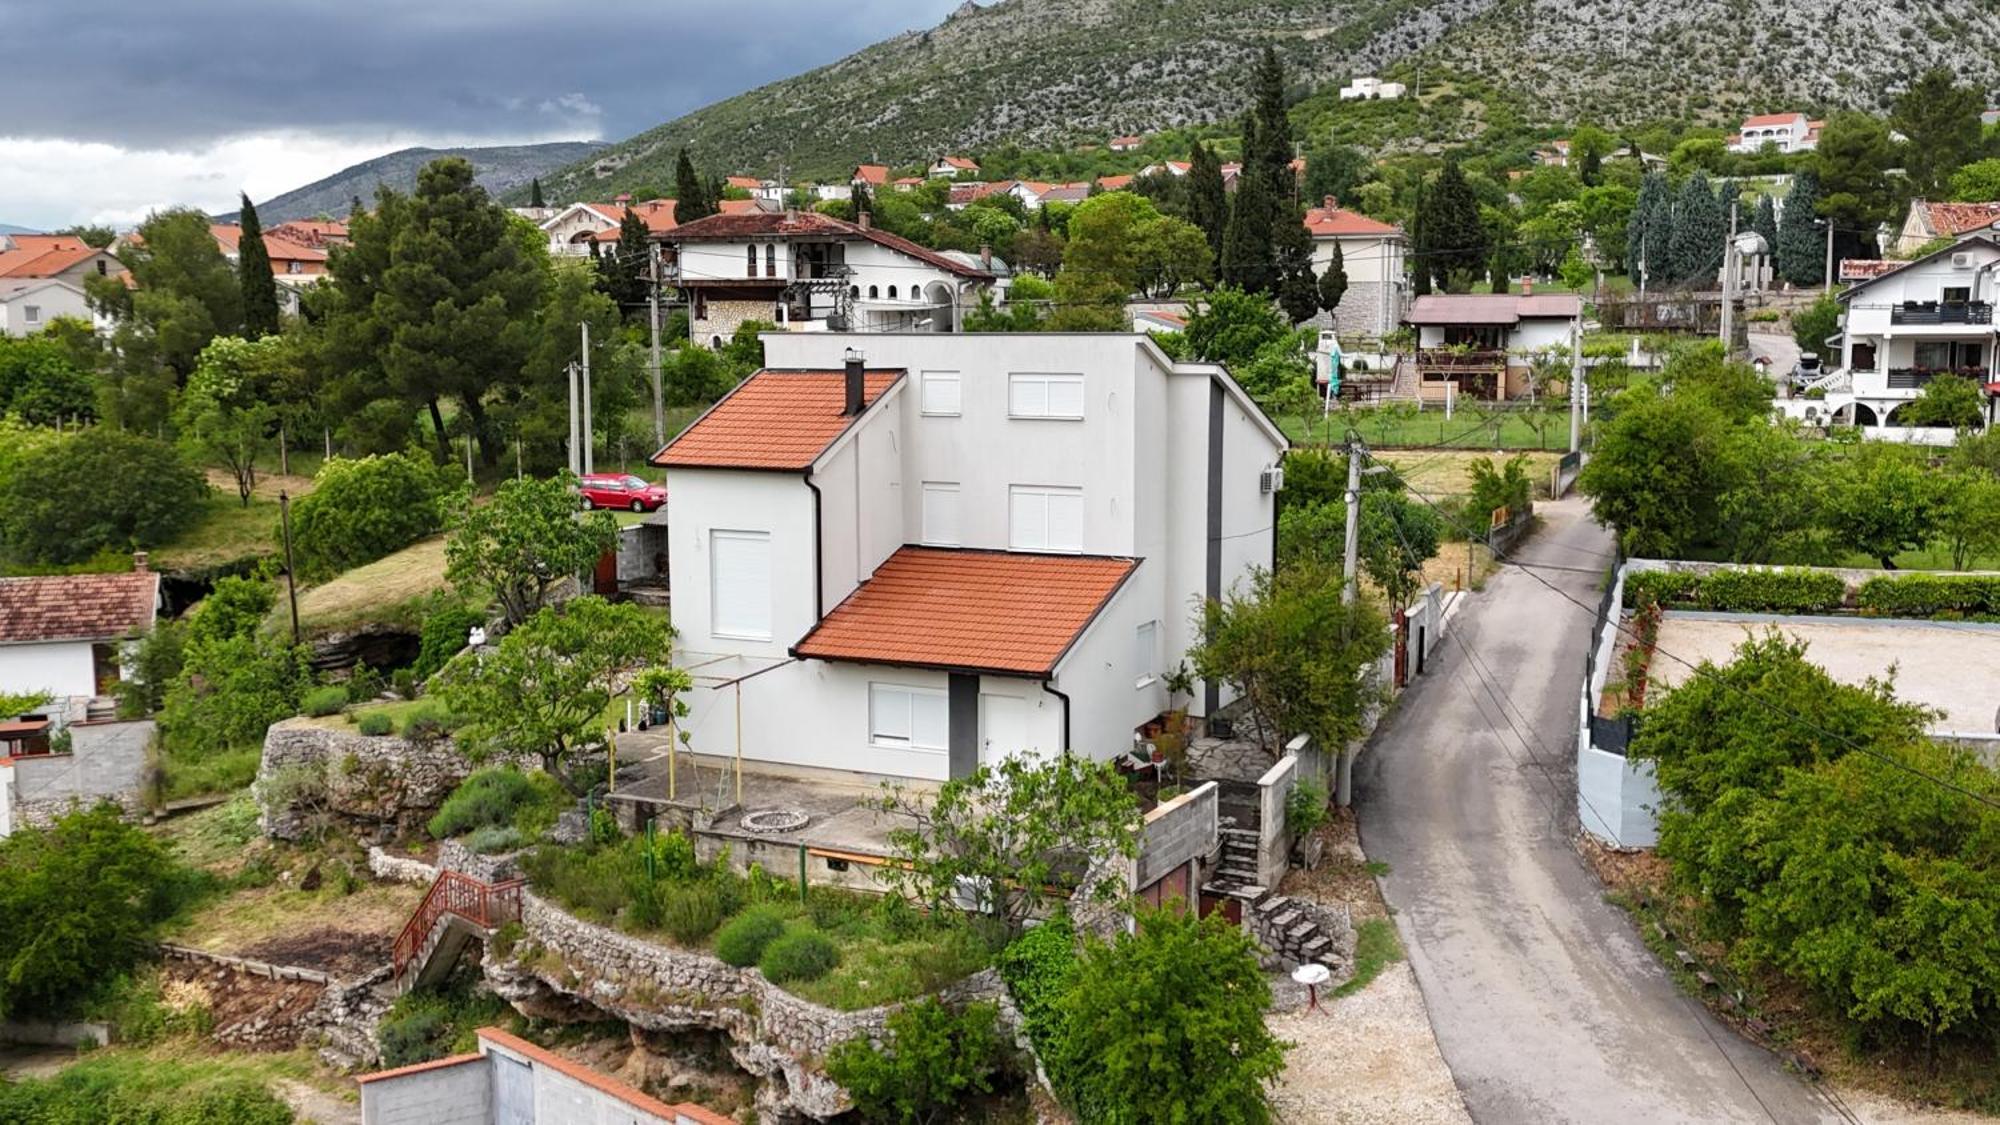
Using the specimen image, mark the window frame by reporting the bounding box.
[708,529,773,641]
[1007,373,1086,420]
[21,305,40,325]
[868,683,949,752]
[1008,484,1085,553]
[920,481,961,546]
[1134,620,1159,689]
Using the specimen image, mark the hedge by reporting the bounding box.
[1623,568,1845,614]
[1856,574,2000,619]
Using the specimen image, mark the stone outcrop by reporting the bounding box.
[487,889,1024,1122]
[304,966,396,1070]
[257,718,477,841]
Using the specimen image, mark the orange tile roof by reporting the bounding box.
[1923,200,2000,237]
[582,198,679,235]
[853,164,890,185]
[718,198,768,216]
[209,224,328,264]
[1742,112,1805,127]
[937,155,979,170]
[652,369,902,471]
[725,176,763,189]
[1304,203,1400,237]
[794,547,1137,676]
[1096,174,1134,191]
[0,570,158,644]
[0,235,104,279]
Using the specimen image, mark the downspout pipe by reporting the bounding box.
[802,472,824,620]
[1043,679,1072,753]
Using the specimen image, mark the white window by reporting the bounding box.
[870,684,948,751]
[1134,620,1159,688]
[1009,485,1084,553]
[1008,373,1085,419]
[921,482,961,546]
[709,530,771,640]
[22,305,39,325]
[920,371,961,415]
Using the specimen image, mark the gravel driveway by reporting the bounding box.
[1270,962,1470,1125]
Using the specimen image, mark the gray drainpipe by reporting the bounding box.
[1042,679,1072,752]
[801,472,824,620]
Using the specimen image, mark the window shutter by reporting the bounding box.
[1046,489,1084,552]
[912,691,948,750]
[1008,374,1047,417]
[1046,375,1086,418]
[1009,487,1045,551]
[922,482,960,546]
[710,530,771,639]
[922,371,961,415]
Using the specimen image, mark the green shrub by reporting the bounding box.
[345,661,386,703]
[716,905,792,967]
[463,825,525,855]
[159,633,310,759]
[301,685,348,718]
[0,427,208,566]
[391,668,417,699]
[1857,574,2000,618]
[1623,568,1705,608]
[288,451,457,580]
[997,917,1079,1064]
[357,712,394,736]
[400,701,456,744]
[826,999,1006,1122]
[374,971,507,1067]
[1285,777,1329,838]
[428,766,566,839]
[761,927,840,984]
[414,605,485,682]
[1696,568,1845,614]
[659,883,727,944]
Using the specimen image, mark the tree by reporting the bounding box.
[0,805,187,1018]
[0,331,95,425]
[1776,168,1825,287]
[529,177,546,209]
[86,208,243,432]
[1901,373,1985,430]
[1626,170,1671,285]
[1577,388,1739,556]
[1576,184,1637,273]
[1948,158,2000,203]
[56,224,115,248]
[1191,560,1390,756]
[1572,125,1616,187]
[1413,161,1487,292]
[1219,46,1294,295]
[826,1000,1006,1125]
[1188,141,1229,262]
[1937,472,2000,569]
[1815,114,1902,265]
[236,193,281,340]
[673,148,714,222]
[1665,171,1724,285]
[603,206,651,309]
[1302,142,1368,209]
[877,753,1140,935]
[1183,285,1289,368]
[160,627,309,759]
[1316,241,1348,317]
[1274,204,1321,324]
[438,596,672,789]
[1819,442,1945,567]
[1752,194,1780,260]
[1054,191,1208,322]
[1359,488,1443,610]
[0,428,208,566]
[1892,66,1986,199]
[1052,908,1289,1124]
[287,451,457,579]
[444,472,619,627]
[176,336,285,506]
[1220,121,1277,293]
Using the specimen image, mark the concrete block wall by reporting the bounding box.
[1136,781,1217,889]
[360,1056,492,1125]
[4,717,151,833]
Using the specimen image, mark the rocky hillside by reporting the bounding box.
[248,141,604,223]
[537,0,1997,201]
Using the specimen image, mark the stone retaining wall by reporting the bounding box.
[489,889,1024,1121]
[258,718,478,841]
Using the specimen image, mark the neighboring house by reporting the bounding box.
[539,197,677,258]
[1339,76,1406,100]
[851,164,890,190]
[891,176,925,192]
[1781,234,2000,434]
[1303,198,1409,339]
[269,218,350,250]
[1108,135,1145,152]
[1038,182,1093,207]
[1533,140,1571,166]
[1138,161,1191,178]
[945,181,1005,210]
[357,1026,733,1125]
[929,155,980,178]
[0,233,125,289]
[1728,113,1822,154]
[813,183,853,202]
[209,223,330,315]
[663,210,1001,344]
[651,332,1286,783]
[1405,288,1582,401]
[1131,308,1186,335]
[1892,199,2000,256]
[0,557,160,727]
[0,278,90,337]
[1095,174,1135,192]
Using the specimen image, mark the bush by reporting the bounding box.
[374,971,508,1067]
[463,825,525,855]
[1285,777,1330,838]
[826,999,1006,1123]
[1623,567,1846,614]
[716,905,791,967]
[158,633,310,760]
[996,916,1079,1061]
[414,605,485,683]
[1857,574,2000,619]
[428,766,567,839]
[288,451,456,580]
[659,883,727,944]
[357,711,394,736]
[301,685,348,718]
[0,427,207,566]
[400,701,456,744]
[392,668,417,699]
[1623,568,1706,608]
[345,661,385,703]
[761,927,840,984]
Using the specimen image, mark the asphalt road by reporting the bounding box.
[1355,497,1840,1124]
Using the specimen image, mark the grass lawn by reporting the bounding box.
[1,1041,345,1109]
[159,879,424,962]
[1280,407,1580,451]
[150,469,318,575]
[1372,449,1562,498]
[278,535,471,637]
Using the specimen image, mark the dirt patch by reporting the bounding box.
[162,959,326,1053]
[1279,808,1388,923]
[242,927,392,979]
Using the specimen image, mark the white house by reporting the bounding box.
[1779,235,2000,435]
[929,155,980,178]
[649,332,1287,784]
[1728,113,1822,154]
[663,210,1003,345]
[1339,76,1406,100]
[0,278,90,337]
[1304,199,1409,339]
[1405,289,1582,401]
[537,198,677,258]
[0,559,160,727]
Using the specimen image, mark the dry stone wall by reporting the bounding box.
[258,718,478,840]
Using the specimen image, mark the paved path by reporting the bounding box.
[1354,497,1840,1124]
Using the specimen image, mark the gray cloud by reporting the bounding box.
[0,0,964,148]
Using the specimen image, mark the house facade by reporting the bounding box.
[1892,199,2000,257]
[1339,77,1406,100]
[929,155,979,178]
[1783,235,2000,433]
[0,278,90,336]
[1303,198,1409,339]
[537,198,677,258]
[664,211,1002,345]
[0,559,160,727]
[1728,113,1822,154]
[1405,290,1581,401]
[0,233,124,290]
[651,333,1286,784]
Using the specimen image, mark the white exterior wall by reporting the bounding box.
[0,284,92,337]
[539,207,615,257]
[1309,234,1400,287]
[661,469,815,665]
[0,640,96,703]
[1512,316,1577,354]
[1052,577,1165,762]
[360,1059,492,1125]
[812,391,907,607]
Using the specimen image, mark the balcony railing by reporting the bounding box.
[1416,348,1507,372]
[1885,367,1992,390]
[1889,301,1993,326]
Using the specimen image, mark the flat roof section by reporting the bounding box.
[1648,612,2000,733]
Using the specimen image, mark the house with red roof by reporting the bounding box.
[649,333,1285,783]
[1893,198,2000,256]
[0,277,90,337]
[928,155,980,178]
[1728,112,1821,154]
[1304,197,1409,338]
[0,233,125,314]
[662,209,1004,344]
[538,196,678,258]
[0,555,160,724]
[851,163,890,189]
[1406,287,1583,401]
[1108,134,1146,152]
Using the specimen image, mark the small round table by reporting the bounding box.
[1292,963,1332,1014]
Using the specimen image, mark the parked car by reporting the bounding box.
[577,473,667,512]
[1790,353,1823,386]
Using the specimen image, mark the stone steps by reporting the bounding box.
[1253,894,1352,972]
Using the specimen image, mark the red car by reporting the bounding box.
[577,473,667,512]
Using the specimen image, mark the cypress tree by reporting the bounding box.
[1409,182,1431,296]
[1275,203,1320,324]
[1317,240,1348,317]
[1666,171,1723,285]
[851,180,874,222]
[1220,114,1276,293]
[530,178,546,208]
[1753,194,1779,258]
[1414,160,1485,292]
[1188,141,1228,262]
[1626,170,1670,285]
[607,208,650,307]
[674,148,713,223]
[236,193,280,340]
[1776,168,1823,287]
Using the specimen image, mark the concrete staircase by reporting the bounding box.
[1205,784,1269,905]
[391,871,524,994]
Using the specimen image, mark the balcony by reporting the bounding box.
[1416,348,1507,374]
[1885,367,1992,390]
[1889,301,1994,326]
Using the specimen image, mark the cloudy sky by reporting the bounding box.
[0,0,964,230]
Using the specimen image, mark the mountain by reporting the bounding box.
[0,222,40,236]
[535,0,2000,198]
[248,141,605,223]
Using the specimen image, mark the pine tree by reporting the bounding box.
[1414,160,1485,292]
[674,148,713,223]
[1220,114,1276,293]
[1753,194,1779,258]
[529,178,546,209]
[851,180,874,222]
[1666,172,1722,285]
[1188,141,1228,262]
[236,193,280,340]
[1317,241,1348,317]
[1776,169,1823,287]
[1626,170,1670,286]
[1220,47,1293,295]
[607,207,650,307]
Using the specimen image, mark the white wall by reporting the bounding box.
[360,1058,492,1125]
[1512,317,1575,353]
[661,469,814,664]
[1052,579,1165,761]
[812,393,907,608]
[0,641,96,703]
[0,286,92,337]
[1843,241,2000,341]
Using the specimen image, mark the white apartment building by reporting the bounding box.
[1728,113,1822,154]
[0,278,89,337]
[651,333,1286,783]
[1339,76,1406,100]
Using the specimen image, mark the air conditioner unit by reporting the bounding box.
[1259,465,1285,494]
[1951,252,1974,268]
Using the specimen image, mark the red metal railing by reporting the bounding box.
[391,871,525,981]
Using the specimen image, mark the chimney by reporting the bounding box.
[857,210,873,230]
[1520,276,1534,296]
[979,242,992,269]
[843,348,866,416]
[132,551,148,573]
[1323,195,1337,211]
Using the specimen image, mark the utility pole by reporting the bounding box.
[279,491,301,647]
[580,321,594,475]
[566,361,579,475]
[1720,198,1738,353]
[648,243,665,446]
[1341,441,1362,607]
[1823,221,1835,295]
[1569,314,1583,454]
